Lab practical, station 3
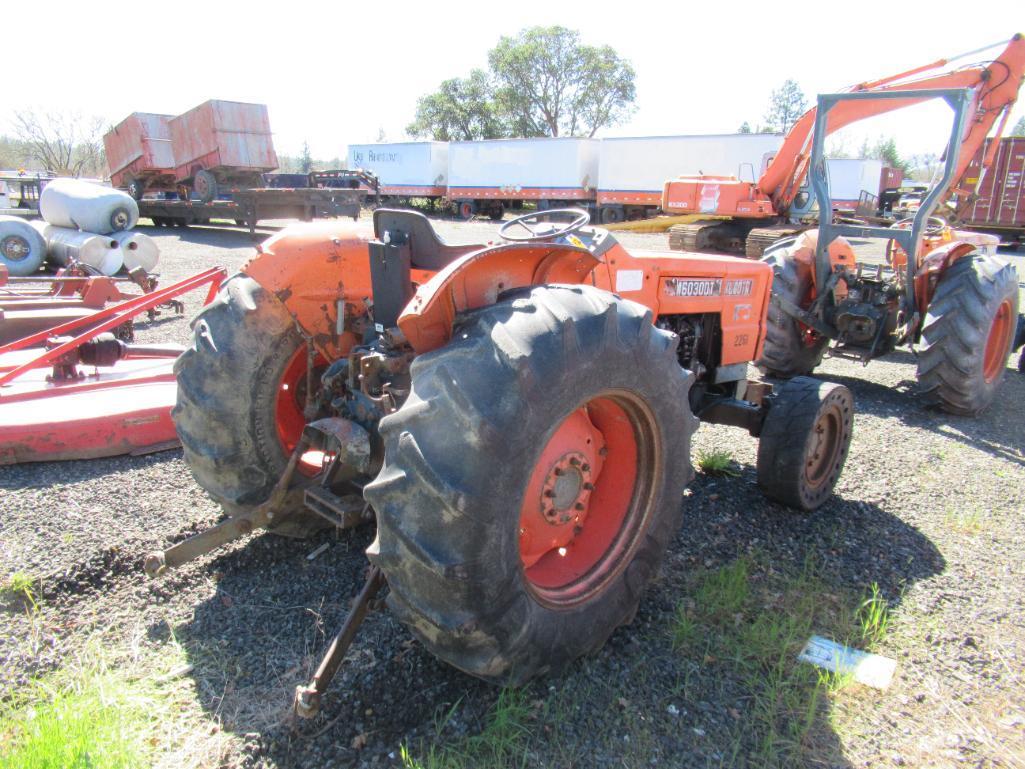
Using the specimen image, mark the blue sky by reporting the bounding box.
[5,1,1022,161]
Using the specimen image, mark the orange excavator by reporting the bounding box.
[662,35,1025,259]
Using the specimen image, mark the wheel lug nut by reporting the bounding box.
[583,482,594,491]
[574,502,585,511]
[570,457,580,466]
[553,468,564,476]
[598,447,608,456]
[582,464,590,472]
[544,490,555,498]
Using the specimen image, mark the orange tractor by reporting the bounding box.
[157,207,853,712]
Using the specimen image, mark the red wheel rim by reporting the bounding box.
[518,393,658,606]
[275,345,327,475]
[804,405,842,490]
[982,299,1013,384]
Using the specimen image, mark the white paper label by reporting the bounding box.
[615,269,644,293]
[798,635,896,689]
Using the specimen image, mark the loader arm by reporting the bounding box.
[759,33,1025,215]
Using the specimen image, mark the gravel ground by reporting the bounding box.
[2,213,1024,768]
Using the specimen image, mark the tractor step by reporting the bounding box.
[304,487,369,529]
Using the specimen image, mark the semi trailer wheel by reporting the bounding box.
[757,245,829,378]
[365,284,697,684]
[127,178,146,200]
[173,274,326,536]
[757,376,853,511]
[917,252,1020,415]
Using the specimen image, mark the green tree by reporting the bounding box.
[407,69,506,141]
[298,141,313,174]
[1010,116,1025,137]
[738,121,752,134]
[860,135,909,173]
[763,79,807,134]
[408,27,636,140]
[489,26,635,137]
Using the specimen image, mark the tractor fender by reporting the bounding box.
[242,220,375,360]
[914,239,977,314]
[398,242,600,353]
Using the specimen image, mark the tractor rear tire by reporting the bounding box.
[916,252,1019,415]
[172,273,322,537]
[757,247,829,378]
[364,284,697,685]
[756,377,853,511]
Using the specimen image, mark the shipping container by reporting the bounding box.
[596,134,782,222]
[169,100,278,202]
[958,136,1025,244]
[347,142,448,199]
[103,113,176,199]
[447,138,599,219]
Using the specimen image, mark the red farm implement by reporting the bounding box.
[0,267,224,464]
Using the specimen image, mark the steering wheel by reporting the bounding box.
[885,216,949,269]
[499,208,591,242]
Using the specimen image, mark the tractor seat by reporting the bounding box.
[372,209,483,271]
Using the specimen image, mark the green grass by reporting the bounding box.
[400,688,535,769]
[943,507,983,535]
[0,641,198,769]
[696,448,740,477]
[671,556,891,767]
[2,572,38,610]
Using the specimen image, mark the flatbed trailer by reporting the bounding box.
[138,187,364,234]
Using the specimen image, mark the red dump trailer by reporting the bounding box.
[104,113,176,200]
[169,100,279,203]
[958,136,1025,245]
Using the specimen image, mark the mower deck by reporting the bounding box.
[0,346,182,464]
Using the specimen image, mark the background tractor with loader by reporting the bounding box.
[160,207,853,710]
[663,35,1025,260]
[756,84,1022,415]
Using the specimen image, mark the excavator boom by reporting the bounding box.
[663,34,1025,227]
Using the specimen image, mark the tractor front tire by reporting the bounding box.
[916,253,1019,415]
[756,377,853,511]
[757,247,829,378]
[365,284,697,684]
[173,274,322,536]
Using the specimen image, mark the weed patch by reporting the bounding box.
[696,449,739,477]
[672,556,890,767]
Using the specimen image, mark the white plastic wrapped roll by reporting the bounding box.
[0,215,47,276]
[111,230,159,273]
[39,178,139,234]
[31,222,124,276]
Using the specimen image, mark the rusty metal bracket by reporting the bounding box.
[143,432,311,577]
[294,565,385,718]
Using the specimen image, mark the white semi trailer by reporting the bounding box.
[446,138,600,219]
[347,142,449,204]
[597,133,783,222]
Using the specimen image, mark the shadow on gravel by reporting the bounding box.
[164,462,944,769]
[816,365,1025,467]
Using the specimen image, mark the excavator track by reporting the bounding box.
[745,225,804,259]
[668,221,746,254]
